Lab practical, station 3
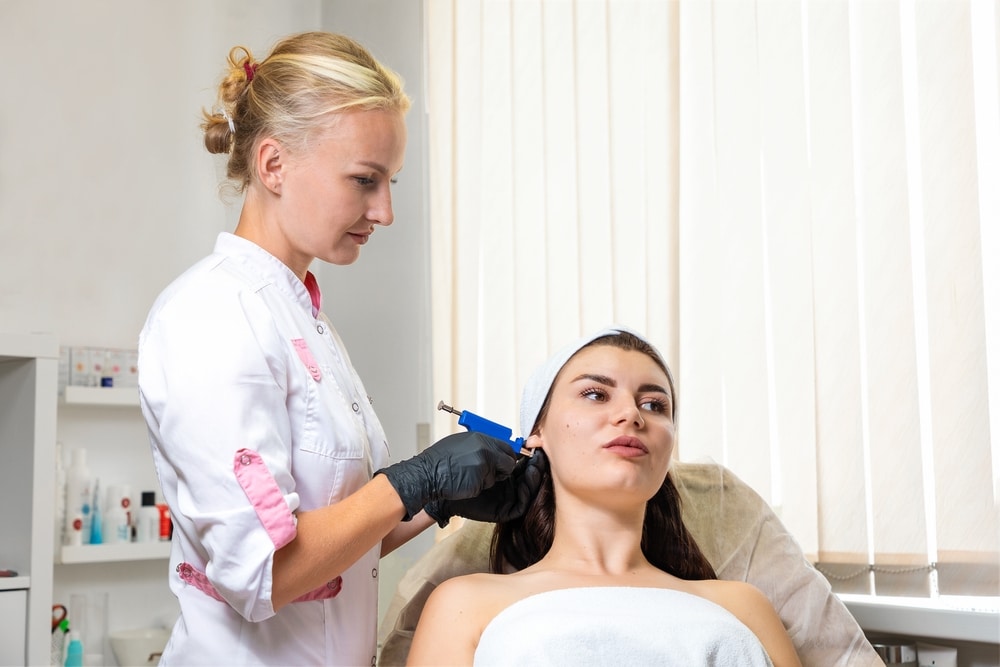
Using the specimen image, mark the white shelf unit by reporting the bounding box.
[57,371,167,569]
[0,576,31,592]
[62,385,139,407]
[58,541,170,565]
[0,332,59,667]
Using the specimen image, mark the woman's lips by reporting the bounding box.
[603,436,649,456]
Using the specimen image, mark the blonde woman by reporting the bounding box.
[138,32,543,665]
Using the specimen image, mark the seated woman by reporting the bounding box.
[407,326,802,666]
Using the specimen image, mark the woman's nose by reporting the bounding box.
[613,400,645,428]
[369,187,395,227]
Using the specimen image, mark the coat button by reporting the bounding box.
[240,454,251,466]
[371,568,378,578]
[316,324,325,334]
[352,402,360,413]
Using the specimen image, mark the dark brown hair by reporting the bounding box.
[490,331,717,580]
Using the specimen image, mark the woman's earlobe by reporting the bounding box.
[524,433,544,450]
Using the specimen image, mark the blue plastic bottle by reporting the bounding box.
[63,631,83,667]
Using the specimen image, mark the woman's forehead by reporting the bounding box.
[558,346,670,387]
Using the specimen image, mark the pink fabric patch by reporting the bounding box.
[177,562,226,602]
[304,271,322,317]
[291,338,322,382]
[178,563,342,604]
[293,576,343,602]
[233,449,297,549]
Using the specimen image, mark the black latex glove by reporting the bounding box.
[376,431,518,521]
[425,449,549,527]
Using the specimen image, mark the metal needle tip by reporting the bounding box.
[437,400,461,415]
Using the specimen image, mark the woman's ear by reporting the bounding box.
[256,138,284,195]
[524,433,544,450]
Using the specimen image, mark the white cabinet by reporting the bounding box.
[0,332,59,667]
[0,587,28,666]
[0,334,174,666]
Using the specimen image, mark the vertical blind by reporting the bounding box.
[425,0,999,598]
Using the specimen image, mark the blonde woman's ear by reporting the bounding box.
[256,138,284,194]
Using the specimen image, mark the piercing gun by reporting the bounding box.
[437,400,527,456]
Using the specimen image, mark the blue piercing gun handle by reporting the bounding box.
[437,400,527,457]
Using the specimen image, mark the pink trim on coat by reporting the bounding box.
[233,448,298,549]
[291,338,322,381]
[177,562,343,604]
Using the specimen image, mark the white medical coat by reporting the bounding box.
[138,233,390,666]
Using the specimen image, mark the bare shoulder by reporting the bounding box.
[419,572,506,628]
[407,573,517,666]
[689,578,774,617]
[687,579,802,667]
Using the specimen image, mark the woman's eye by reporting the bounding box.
[354,176,375,186]
[581,387,608,402]
[640,398,669,414]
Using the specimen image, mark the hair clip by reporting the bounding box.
[243,62,259,82]
[216,107,235,134]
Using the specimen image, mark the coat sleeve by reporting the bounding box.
[139,277,300,622]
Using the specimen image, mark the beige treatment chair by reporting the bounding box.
[378,461,884,667]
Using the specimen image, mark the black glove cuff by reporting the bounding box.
[375,467,426,522]
[423,500,452,528]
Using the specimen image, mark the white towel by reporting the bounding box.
[473,587,774,667]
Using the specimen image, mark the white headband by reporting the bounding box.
[518,325,663,438]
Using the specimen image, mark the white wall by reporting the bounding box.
[0,0,430,651]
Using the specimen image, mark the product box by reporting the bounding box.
[58,347,71,396]
[68,347,96,387]
[117,350,139,387]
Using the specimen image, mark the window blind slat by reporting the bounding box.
[757,0,818,548]
[914,1,1000,581]
[540,1,583,352]
[574,1,615,332]
[510,1,548,428]
[478,0,517,416]
[806,0,870,564]
[712,3,772,493]
[427,0,458,442]
[450,0,486,430]
[677,1,726,464]
[851,1,930,576]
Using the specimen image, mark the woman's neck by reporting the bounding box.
[537,503,652,576]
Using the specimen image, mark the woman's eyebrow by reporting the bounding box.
[571,373,615,386]
[570,374,669,397]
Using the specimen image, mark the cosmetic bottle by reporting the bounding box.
[89,479,103,545]
[64,448,93,546]
[63,630,83,667]
[156,502,172,541]
[136,491,160,543]
[102,484,131,544]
